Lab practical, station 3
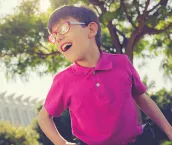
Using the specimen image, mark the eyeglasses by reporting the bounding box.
[48,21,86,44]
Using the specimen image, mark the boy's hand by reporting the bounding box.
[168,134,172,141]
[166,127,172,141]
[57,142,77,145]
[65,142,77,145]
[167,133,172,141]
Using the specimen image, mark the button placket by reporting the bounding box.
[91,70,100,88]
[91,71,105,103]
[91,71,108,103]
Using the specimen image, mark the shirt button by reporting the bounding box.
[96,83,100,87]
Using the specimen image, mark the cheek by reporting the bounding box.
[75,32,88,43]
[73,37,89,49]
[69,28,89,46]
[55,44,61,52]
[73,27,88,39]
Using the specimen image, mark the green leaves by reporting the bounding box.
[0,0,172,79]
[101,11,116,24]
[0,121,39,145]
[0,0,70,79]
[134,38,150,55]
[150,88,172,110]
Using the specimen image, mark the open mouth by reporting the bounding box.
[61,42,72,52]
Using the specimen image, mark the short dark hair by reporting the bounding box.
[48,5,102,48]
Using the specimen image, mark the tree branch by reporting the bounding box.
[0,53,15,57]
[144,0,150,12]
[89,0,106,13]
[113,27,128,47]
[147,23,172,35]
[148,2,161,13]
[147,0,168,13]
[146,0,169,29]
[125,26,147,61]
[34,50,60,57]
[89,0,106,21]
[89,0,104,5]
[133,0,140,15]
[38,41,50,52]
[113,27,125,39]
[0,49,60,59]
[108,21,122,54]
[120,0,137,29]
[133,30,147,49]
[166,32,172,42]
[93,6,101,16]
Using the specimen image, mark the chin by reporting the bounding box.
[67,54,85,63]
[67,57,78,63]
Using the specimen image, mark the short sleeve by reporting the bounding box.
[126,57,146,98]
[44,74,68,117]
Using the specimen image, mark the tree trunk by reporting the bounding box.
[107,21,122,53]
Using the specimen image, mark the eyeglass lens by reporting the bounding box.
[59,22,69,34]
[49,22,69,43]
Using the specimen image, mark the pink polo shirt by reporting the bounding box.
[44,51,146,145]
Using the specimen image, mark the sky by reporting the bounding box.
[0,0,171,100]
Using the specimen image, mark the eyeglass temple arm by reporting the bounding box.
[70,21,85,25]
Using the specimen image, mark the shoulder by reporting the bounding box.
[53,65,73,82]
[103,52,129,64]
[107,52,128,59]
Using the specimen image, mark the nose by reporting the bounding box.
[56,33,64,43]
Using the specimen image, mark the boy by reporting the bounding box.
[38,5,172,145]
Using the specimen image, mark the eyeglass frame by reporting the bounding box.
[48,21,87,44]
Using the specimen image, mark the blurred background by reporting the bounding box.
[0,0,172,145]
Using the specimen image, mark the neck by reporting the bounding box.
[76,45,101,68]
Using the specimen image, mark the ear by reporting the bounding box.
[88,22,98,38]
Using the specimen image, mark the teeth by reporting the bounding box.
[61,42,72,51]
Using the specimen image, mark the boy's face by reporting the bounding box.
[51,17,98,63]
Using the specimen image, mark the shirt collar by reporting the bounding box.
[72,51,113,75]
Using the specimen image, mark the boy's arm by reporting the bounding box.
[37,106,77,145]
[134,93,172,141]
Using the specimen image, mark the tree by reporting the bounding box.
[0,0,70,79]
[142,75,156,94]
[140,88,172,144]
[141,88,172,124]
[0,0,172,78]
[151,88,172,111]
[0,120,39,145]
